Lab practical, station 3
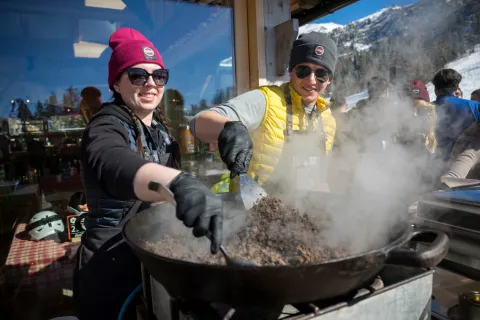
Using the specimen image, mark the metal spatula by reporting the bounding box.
[148,180,258,267]
[239,173,268,210]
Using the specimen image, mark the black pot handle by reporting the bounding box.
[385,229,449,268]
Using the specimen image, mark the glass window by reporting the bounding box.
[0,1,235,317]
[0,0,235,183]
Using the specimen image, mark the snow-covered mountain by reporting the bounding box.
[301,0,480,97]
[300,0,475,57]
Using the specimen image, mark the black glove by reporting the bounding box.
[169,173,223,254]
[218,121,253,178]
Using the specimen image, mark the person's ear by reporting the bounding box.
[113,80,121,93]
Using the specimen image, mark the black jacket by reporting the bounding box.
[75,103,179,320]
[81,102,179,229]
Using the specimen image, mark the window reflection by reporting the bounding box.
[0,0,235,181]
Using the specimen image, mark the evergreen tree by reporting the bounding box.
[35,100,44,119]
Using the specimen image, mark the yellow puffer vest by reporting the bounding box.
[211,83,336,193]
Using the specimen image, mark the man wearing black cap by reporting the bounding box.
[190,32,337,193]
[433,68,480,165]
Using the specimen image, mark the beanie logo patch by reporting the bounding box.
[142,46,156,60]
[413,89,420,94]
[315,46,324,56]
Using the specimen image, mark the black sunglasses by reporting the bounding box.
[295,66,330,83]
[127,68,169,86]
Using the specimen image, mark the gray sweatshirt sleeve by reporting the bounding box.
[189,89,267,137]
[445,149,480,179]
[443,124,480,179]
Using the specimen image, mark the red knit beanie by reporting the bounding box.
[406,80,430,103]
[108,28,165,89]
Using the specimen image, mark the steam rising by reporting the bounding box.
[143,88,442,261]
[140,0,465,261]
[260,94,438,255]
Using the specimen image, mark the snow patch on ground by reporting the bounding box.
[354,43,371,51]
[345,90,369,109]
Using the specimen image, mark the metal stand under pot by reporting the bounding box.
[414,185,480,320]
[141,265,435,320]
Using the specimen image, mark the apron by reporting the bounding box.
[263,86,329,198]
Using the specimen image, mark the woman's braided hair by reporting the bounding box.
[113,91,170,156]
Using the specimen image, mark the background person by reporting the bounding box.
[79,86,102,124]
[433,69,480,168]
[454,87,463,98]
[471,89,480,102]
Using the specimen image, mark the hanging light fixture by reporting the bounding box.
[84,0,126,10]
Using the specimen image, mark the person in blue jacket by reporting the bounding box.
[433,69,480,166]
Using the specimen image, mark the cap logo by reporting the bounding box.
[142,46,156,60]
[413,88,420,94]
[315,46,325,56]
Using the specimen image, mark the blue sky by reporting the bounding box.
[314,0,418,24]
[1,0,419,118]
[0,1,235,117]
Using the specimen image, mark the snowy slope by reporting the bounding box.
[299,0,465,58]
[343,48,480,107]
[355,7,398,24]
[298,4,405,54]
[344,48,480,108]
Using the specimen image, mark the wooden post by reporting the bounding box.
[240,0,298,89]
[246,0,267,89]
[233,0,250,95]
[275,19,299,77]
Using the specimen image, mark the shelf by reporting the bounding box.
[10,129,84,137]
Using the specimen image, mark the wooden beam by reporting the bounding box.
[275,19,299,76]
[291,0,320,13]
[233,0,250,94]
[298,0,320,9]
[247,0,267,88]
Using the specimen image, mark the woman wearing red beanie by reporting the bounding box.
[402,80,437,154]
[74,28,223,320]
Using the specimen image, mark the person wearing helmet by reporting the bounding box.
[74,28,222,320]
[190,32,337,196]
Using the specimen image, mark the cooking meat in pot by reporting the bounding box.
[144,196,348,266]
